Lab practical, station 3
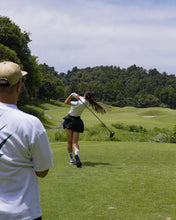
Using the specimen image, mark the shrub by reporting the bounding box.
[170,125,176,143]
[150,132,171,143]
[112,123,147,133]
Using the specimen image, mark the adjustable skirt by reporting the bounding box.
[63,114,84,133]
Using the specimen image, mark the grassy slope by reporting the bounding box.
[42,104,176,130]
[112,106,176,130]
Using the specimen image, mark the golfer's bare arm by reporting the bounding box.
[35,169,49,178]
[64,94,80,105]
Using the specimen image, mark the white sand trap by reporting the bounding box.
[144,116,156,118]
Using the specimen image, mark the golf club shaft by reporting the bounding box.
[79,97,112,133]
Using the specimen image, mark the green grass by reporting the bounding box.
[22,102,176,219]
[39,141,176,220]
[21,102,176,142]
[108,106,176,130]
[43,105,176,130]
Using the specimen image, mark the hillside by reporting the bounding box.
[58,65,176,109]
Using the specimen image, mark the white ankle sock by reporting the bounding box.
[75,150,79,156]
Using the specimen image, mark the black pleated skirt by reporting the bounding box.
[63,114,84,133]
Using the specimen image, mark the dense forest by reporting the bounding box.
[59,65,176,108]
[0,16,176,109]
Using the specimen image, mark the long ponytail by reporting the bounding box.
[85,90,106,114]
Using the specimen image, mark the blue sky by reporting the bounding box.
[1,0,176,74]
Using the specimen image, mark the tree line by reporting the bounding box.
[1,16,176,109]
[59,65,176,109]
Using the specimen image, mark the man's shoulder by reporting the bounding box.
[17,109,42,125]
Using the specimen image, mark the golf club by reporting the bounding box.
[79,98,115,138]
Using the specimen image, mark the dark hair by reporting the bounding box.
[85,90,106,114]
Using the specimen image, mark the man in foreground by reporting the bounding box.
[0,61,53,220]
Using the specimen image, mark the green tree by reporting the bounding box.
[135,94,161,108]
[0,16,42,100]
[0,16,31,63]
[38,63,64,101]
[160,86,176,109]
[0,44,20,63]
[103,81,117,102]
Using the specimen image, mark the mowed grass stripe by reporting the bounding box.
[39,141,176,220]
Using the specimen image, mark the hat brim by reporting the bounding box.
[22,71,28,76]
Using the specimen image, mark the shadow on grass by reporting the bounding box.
[82,161,111,167]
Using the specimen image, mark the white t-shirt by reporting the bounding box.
[0,102,53,220]
[69,96,88,117]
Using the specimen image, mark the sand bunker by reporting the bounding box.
[143,116,156,118]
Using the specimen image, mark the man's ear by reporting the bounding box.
[16,80,22,93]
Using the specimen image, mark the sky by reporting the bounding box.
[1,0,176,74]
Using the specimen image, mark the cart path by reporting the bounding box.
[44,109,63,129]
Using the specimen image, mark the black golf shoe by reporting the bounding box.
[75,155,82,168]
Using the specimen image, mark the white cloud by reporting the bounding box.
[1,0,176,74]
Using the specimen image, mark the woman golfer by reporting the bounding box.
[63,90,106,167]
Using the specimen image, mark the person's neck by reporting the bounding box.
[0,95,17,105]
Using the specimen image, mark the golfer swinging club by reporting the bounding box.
[63,90,106,167]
